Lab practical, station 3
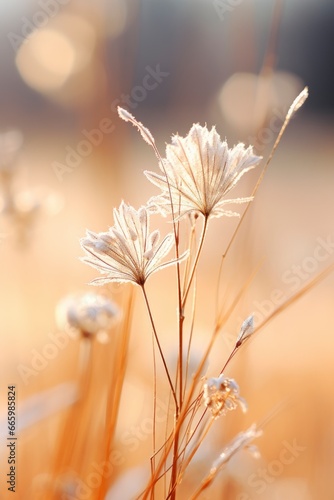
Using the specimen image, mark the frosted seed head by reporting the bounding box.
[56,292,119,337]
[117,107,155,147]
[203,374,247,418]
[81,202,180,286]
[236,314,254,347]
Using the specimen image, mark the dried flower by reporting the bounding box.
[56,292,119,337]
[286,87,309,120]
[203,374,247,418]
[236,314,254,347]
[117,107,156,148]
[144,124,262,219]
[81,201,186,286]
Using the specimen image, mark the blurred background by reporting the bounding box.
[0,0,334,498]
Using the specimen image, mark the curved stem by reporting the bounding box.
[169,217,208,498]
[182,216,208,308]
[141,284,178,411]
[222,89,308,265]
[148,138,184,414]
[150,327,157,491]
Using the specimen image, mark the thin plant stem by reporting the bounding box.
[141,264,269,497]
[120,111,194,498]
[141,340,215,498]
[170,217,208,498]
[140,125,185,415]
[182,216,208,308]
[183,276,197,402]
[150,317,158,489]
[150,399,209,494]
[222,88,308,264]
[139,123,184,500]
[218,263,334,374]
[176,393,205,479]
[178,416,215,485]
[169,419,180,500]
[190,399,289,499]
[182,218,198,294]
[141,283,179,499]
[141,284,178,411]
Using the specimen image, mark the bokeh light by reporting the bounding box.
[15,13,97,96]
[218,71,303,133]
[16,28,76,92]
[1,1,334,499]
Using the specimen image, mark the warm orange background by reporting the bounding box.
[0,1,333,499]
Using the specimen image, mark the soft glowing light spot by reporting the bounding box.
[219,72,269,132]
[54,13,97,73]
[218,71,303,133]
[16,14,98,101]
[16,29,75,92]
